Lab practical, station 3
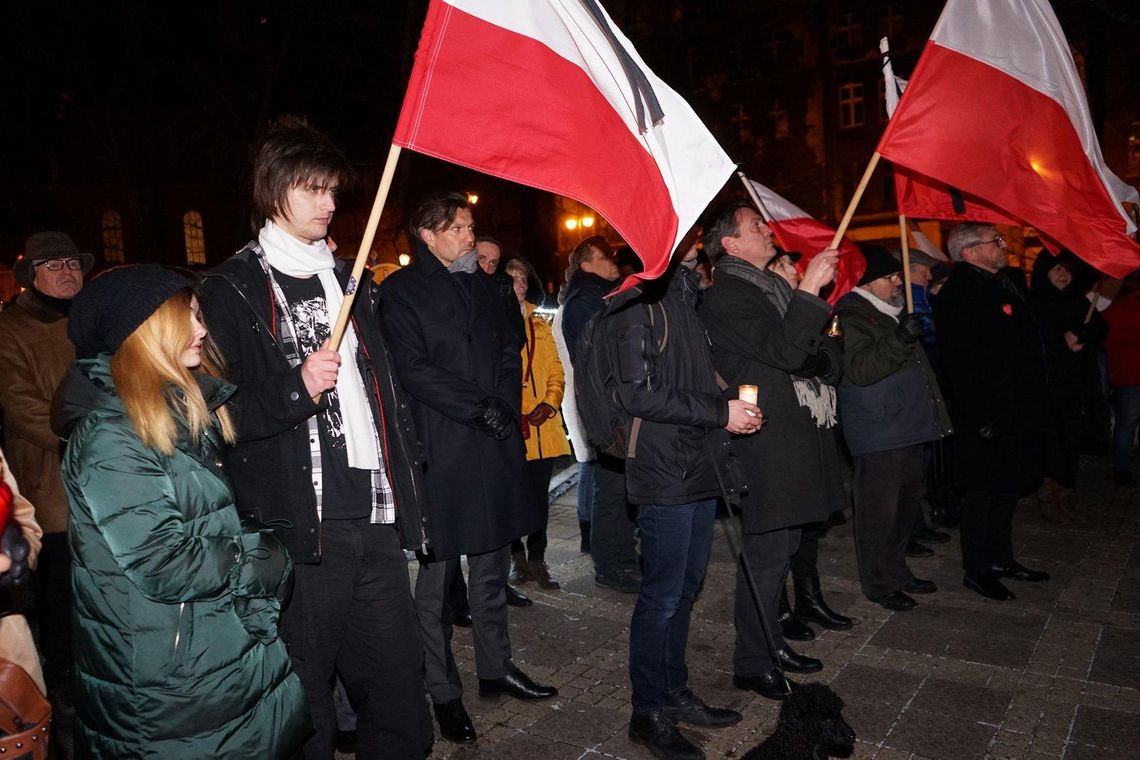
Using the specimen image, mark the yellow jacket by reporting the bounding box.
[520,304,572,461]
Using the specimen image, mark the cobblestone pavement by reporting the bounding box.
[406,456,1139,760]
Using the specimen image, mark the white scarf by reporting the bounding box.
[853,286,905,320]
[258,221,381,471]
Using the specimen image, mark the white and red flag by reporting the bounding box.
[393,0,736,286]
[745,179,866,304]
[877,0,1140,277]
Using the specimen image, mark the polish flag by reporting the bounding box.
[877,0,1140,277]
[746,179,866,304]
[394,0,736,286]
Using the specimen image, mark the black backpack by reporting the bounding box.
[572,298,668,459]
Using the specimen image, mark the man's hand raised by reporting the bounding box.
[725,399,763,435]
[799,249,840,296]
[301,340,341,398]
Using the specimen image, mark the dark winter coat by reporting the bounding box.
[934,263,1048,492]
[701,275,845,533]
[561,270,617,363]
[379,243,534,561]
[834,291,951,456]
[200,245,430,562]
[605,266,738,507]
[55,357,308,759]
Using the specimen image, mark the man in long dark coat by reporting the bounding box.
[700,201,843,701]
[935,223,1051,601]
[379,191,556,745]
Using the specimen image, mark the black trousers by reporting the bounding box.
[733,527,801,676]
[280,519,431,760]
[591,454,639,576]
[511,458,555,560]
[960,490,1018,572]
[789,522,822,581]
[851,445,924,599]
[36,532,73,694]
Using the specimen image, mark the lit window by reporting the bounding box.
[839,83,865,129]
[183,211,206,265]
[102,210,124,262]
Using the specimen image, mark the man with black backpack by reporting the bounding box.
[562,236,641,593]
[596,253,761,760]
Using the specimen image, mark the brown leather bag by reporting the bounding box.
[0,657,50,758]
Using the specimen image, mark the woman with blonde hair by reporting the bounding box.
[53,264,308,758]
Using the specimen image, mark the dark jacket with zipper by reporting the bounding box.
[603,265,739,507]
[378,242,534,561]
[834,290,951,457]
[200,244,430,563]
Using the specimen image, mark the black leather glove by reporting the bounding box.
[0,523,31,587]
[471,396,516,440]
[895,313,924,344]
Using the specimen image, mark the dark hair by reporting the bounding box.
[408,191,471,240]
[251,115,354,230]
[475,235,502,250]
[569,235,610,273]
[614,245,643,274]
[702,200,752,264]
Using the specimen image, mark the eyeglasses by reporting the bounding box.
[971,235,1006,250]
[35,258,83,271]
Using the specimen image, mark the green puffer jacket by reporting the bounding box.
[55,357,310,759]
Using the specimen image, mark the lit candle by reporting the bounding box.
[738,384,758,405]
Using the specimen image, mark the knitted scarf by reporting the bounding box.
[715,255,837,428]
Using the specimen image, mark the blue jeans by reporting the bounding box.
[629,500,716,713]
[1112,385,1140,474]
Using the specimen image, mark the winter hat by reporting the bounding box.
[68,264,191,359]
[14,231,95,289]
[892,247,941,268]
[857,245,902,286]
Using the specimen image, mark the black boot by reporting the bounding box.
[793,575,853,631]
[778,585,815,641]
[579,520,591,553]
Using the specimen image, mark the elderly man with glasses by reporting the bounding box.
[933,223,1052,601]
[0,231,94,715]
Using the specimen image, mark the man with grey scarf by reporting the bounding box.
[701,201,846,701]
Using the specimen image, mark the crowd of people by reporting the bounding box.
[0,116,1137,760]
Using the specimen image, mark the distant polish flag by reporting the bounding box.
[881,37,1021,230]
[745,178,866,304]
[877,1,1140,277]
[394,0,736,287]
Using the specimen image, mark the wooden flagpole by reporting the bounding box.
[328,143,403,352]
[1084,277,1103,324]
[829,151,881,249]
[737,171,775,223]
[899,213,914,313]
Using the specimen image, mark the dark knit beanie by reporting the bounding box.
[857,244,902,286]
[68,264,191,359]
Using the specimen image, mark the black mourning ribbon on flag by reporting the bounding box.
[881,49,967,216]
[579,0,664,133]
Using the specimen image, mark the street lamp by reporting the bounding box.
[563,214,595,231]
[466,192,479,205]
[398,253,411,266]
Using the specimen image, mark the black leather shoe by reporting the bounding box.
[776,645,823,673]
[964,571,1015,601]
[905,539,934,557]
[992,561,1050,583]
[628,711,704,760]
[504,584,533,607]
[433,698,476,744]
[912,525,951,544]
[793,576,854,631]
[903,578,938,594]
[872,590,918,611]
[478,666,557,701]
[779,586,815,641]
[662,687,742,727]
[733,670,796,701]
[595,569,641,594]
[451,608,473,627]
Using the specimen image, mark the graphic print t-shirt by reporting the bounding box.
[273,269,372,519]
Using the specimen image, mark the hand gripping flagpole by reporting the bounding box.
[316,143,403,402]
